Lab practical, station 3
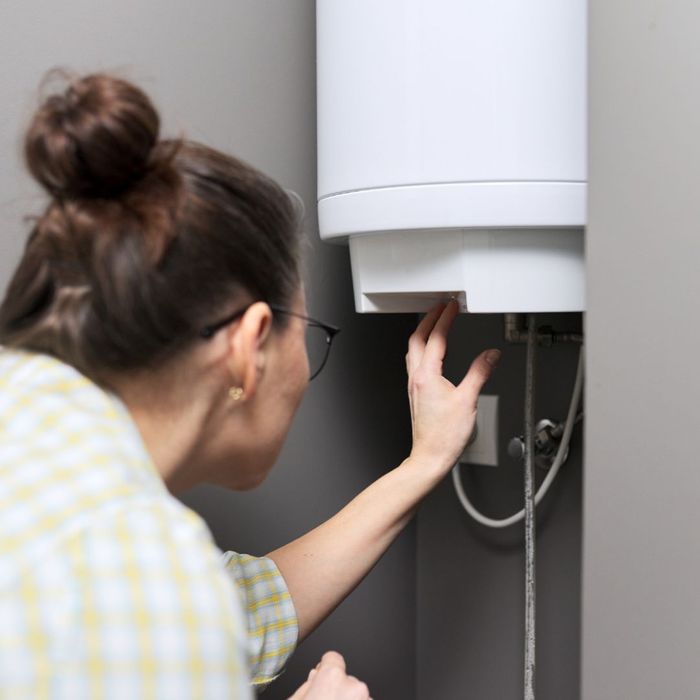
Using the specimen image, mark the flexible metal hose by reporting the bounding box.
[524,314,537,700]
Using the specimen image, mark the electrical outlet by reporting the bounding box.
[459,394,499,466]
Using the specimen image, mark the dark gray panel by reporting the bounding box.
[417,313,583,700]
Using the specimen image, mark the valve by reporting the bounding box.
[507,419,570,470]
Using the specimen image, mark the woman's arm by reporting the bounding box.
[268,453,450,641]
[268,302,500,641]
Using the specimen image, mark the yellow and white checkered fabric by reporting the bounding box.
[0,349,298,699]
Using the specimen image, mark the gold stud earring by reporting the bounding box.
[228,386,245,401]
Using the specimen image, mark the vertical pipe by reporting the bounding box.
[524,314,537,700]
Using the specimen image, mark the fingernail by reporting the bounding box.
[485,349,502,367]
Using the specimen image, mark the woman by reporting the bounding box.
[0,73,500,699]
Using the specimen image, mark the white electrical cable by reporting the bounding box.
[523,315,537,700]
[451,344,585,529]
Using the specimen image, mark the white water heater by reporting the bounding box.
[317,0,586,313]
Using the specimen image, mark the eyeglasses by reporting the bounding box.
[199,304,340,381]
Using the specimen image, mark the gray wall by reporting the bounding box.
[0,3,416,699]
[416,314,584,699]
[583,2,700,699]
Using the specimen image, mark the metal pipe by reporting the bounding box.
[524,314,537,700]
[504,313,583,345]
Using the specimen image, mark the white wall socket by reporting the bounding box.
[459,394,499,467]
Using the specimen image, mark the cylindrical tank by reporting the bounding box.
[317,0,586,313]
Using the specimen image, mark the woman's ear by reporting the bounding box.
[225,302,273,400]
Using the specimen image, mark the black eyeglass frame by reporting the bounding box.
[199,304,340,381]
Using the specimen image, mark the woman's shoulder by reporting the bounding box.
[0,349,210,582]
[0,348,134,439]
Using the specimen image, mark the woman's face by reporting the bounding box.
[204,286,311,490]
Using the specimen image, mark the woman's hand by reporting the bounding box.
[269,302,500,644]
[288,652,371,700]
[406,301,501,475]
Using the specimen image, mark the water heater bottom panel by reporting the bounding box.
[348,228,584,313]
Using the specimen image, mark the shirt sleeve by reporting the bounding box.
[221,551,299,688]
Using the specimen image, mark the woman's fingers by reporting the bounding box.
[413,303,447,342]
[288,679,311,699]
[422,300,459,371]
[458,349,502,406]
[406,303,446,374]
[345,676,371,699]
[318,650,346,671]
[292,651,370,700]
[290,652,345,700]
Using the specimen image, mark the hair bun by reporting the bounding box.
[25,72,160,199]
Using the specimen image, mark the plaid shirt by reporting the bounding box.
[0,349,298,699]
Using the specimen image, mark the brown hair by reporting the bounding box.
[0,72,302,381]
